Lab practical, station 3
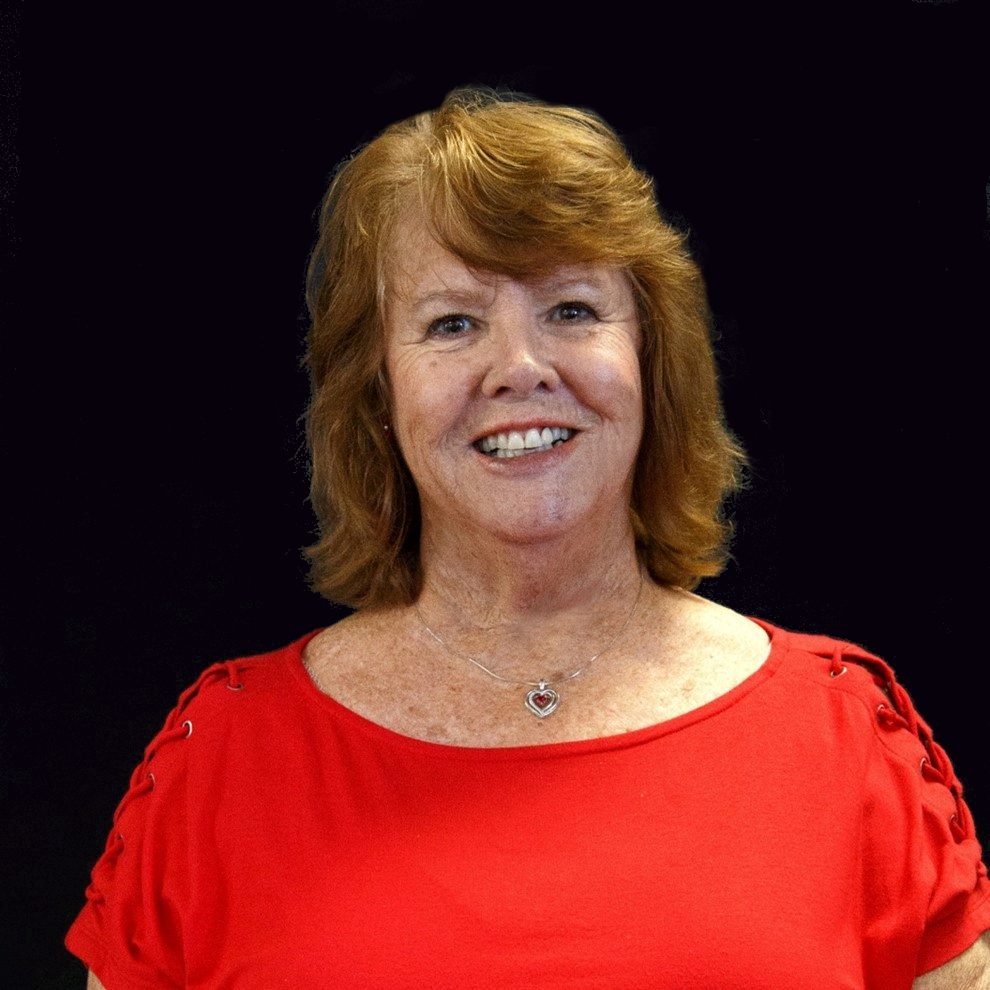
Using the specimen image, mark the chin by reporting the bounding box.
[473,500,581,545]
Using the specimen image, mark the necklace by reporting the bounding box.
[414,572,644,719]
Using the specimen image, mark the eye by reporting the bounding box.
[427,314,474,337]
[551,301,598,322]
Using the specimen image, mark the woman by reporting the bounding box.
[69,90,989,988]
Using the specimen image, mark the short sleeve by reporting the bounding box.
[857,652,990,979]
[65,660,241,988]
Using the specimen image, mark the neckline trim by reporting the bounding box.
[284,618,791,760]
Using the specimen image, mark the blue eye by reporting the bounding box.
[553,301,597,321]
[427,314,473,337]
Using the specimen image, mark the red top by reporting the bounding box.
[66,621,990,988]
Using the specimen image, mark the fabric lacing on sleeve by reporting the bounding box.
[824,642,974,846]
[85,659,245,906]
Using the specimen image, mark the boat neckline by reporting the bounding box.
[285,617,791,759]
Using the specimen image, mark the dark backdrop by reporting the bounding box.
[5,2,988,985]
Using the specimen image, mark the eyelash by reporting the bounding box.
[427,314,474,337]
[552,301,599,322]
[426,301,599,337]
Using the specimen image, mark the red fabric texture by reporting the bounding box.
[66,621,990,988]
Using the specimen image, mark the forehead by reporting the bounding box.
[385,212,630,308]
[385,214,473,298]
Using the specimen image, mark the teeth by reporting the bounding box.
[478,427,573,456]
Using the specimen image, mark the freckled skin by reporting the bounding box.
[384,215,644,556]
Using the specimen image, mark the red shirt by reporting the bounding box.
[66,621,990,988]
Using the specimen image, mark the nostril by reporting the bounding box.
[481,351,561,400]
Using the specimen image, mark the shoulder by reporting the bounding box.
[170,632,319,726]
[67,633,328,985]
[681,606,958,793]
[650,590,772,694]
[757,616,902,715]
[763,619,990,979]
[767,621,955,767]
[132,632,326,797]
[759,618,942,762]
[301,607,413,701]
[303,608,397,668]
[664,591,771,658]
[98,631,331,858]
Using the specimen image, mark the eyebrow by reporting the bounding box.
[405,287,496,314]
[399,269,620,315]
[535,274,611,295]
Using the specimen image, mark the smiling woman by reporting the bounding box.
[66,88,989,989]
[303,91,745,610]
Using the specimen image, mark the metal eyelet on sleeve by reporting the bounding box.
[111,765,159,824]
[225,660,244,691]
[827,648,848,679]
[875,703,909,731]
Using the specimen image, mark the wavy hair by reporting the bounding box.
[304,88,745,608]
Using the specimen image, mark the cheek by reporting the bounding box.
[581,346,644,428]
[389,354,469,449]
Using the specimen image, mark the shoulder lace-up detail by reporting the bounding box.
[875,703,910,731]
[822,641,973,845]
[827,650,848,678]
[919,756,945,784]
[85,659,245,905]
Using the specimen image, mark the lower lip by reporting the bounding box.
[473,435,579,471]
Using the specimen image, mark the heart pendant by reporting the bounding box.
[525,682,559,718]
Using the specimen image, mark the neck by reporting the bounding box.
[414,511,645,681]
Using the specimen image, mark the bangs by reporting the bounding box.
[413,99,658,278]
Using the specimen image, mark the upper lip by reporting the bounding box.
[471,420,580,443]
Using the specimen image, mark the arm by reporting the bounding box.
[913,931,990,990]
[86,971,106,990]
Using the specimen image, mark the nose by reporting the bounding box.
[480,314,561,399]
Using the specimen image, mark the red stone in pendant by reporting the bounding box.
[525,683,559,718]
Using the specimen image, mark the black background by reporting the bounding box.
[5,2,988,985]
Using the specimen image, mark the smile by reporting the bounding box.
[475,427,575,458]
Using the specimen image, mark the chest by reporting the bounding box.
[304,620,771,747]
[178,711,879,989]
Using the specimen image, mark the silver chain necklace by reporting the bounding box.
[413,573,644,718]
